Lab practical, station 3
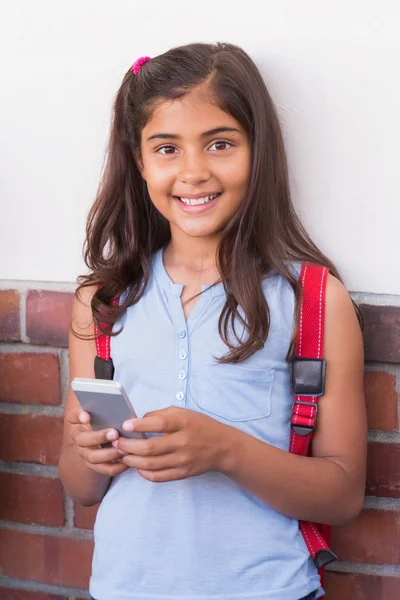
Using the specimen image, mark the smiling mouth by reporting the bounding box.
[173,192,222,206]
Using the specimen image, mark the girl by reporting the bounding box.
[59,42,367,600]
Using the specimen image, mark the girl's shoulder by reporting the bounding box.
[259,263,302,331]
[71,284,97,334]
[262,261,302,291]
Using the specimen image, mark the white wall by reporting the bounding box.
[1,1,399,293]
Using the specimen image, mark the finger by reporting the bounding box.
[78,410,91,424]
[112,433,176,456]
[142,407,178,419]
[70,423,92,445]
[137,467,187,483]
[85,461,129,477]
[84,446,126,465]
[122,415,179,435]
[76,428,119,448]
[121,451,180,471]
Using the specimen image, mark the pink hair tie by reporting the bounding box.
[131,56,151,75]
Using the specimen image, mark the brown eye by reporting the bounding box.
[158,146,176,155]
[210,141,232,151]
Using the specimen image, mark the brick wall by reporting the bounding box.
[0,286,399,599]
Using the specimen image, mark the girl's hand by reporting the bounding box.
[67,406,129,477]
[112,407,233,482]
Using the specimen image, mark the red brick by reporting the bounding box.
[0,529,93,588]
[0,590,65,600]
[324,571,400,599]
[0,290,20,341]
[366,442,400,498]
[26,291,74,347]
[74,502,99,530]
[0,414,63,466]
[0,472,64,526]
[364,371,398,431]
[0,352,61,405]
[331,508,400,565]
[361,304,400,363]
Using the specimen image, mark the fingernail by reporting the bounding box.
[79,412,87,423]
[111,440,119,448]
[106,430,118,441]
[123,421,134,431]
[118,449,127,455]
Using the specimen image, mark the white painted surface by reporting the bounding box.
[1,1,399,293]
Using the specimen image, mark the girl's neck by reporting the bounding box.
[163,236,219,273]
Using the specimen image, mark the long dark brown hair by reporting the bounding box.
[76,41,354,363]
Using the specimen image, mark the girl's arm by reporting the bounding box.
[58,286,127,506]
[219,274,367,525]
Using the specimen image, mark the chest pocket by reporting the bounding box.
[198,360,275,422]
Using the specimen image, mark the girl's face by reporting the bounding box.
[138,86,251,243]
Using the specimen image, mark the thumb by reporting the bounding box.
[67,406,91,426]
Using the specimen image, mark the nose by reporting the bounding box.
[177,149,211,186]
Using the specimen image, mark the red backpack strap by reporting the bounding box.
[290,263,337,587]
[94,295,120,380]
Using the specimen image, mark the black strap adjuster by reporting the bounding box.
[291,400,318,436]
[290,357,326,397]
[94,356,115,380]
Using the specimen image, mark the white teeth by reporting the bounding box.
[178,193,219,206]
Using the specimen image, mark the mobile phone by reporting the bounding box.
[71,377,146,440]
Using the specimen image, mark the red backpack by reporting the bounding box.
[94,262,337,591]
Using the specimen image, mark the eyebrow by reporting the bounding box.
[146,126,241,142]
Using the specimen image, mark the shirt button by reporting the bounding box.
[179,349,188,360]
[179,369,187,380]
[176,391,185,401]
[178,329,186,339]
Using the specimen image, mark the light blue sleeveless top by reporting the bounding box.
[90,248,323,600]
